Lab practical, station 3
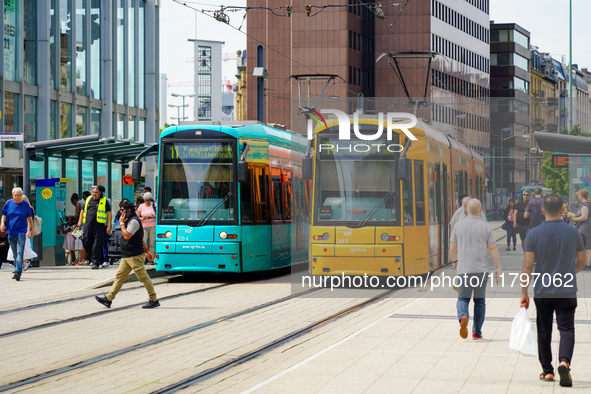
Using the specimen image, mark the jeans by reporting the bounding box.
[534,296,577,374]
[8,233,26,275]
[506,225,517,247]
[456,273,488,336]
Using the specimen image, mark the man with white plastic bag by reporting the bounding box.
[520,194,587,387]
[509,307,537,356]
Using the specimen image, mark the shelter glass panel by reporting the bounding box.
[66,159,78,196]
[49,158,62,178]
[82,160,94,192]
[111,164,122,210]
[97,162,108,196]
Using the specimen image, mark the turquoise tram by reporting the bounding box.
[135,124,310,273]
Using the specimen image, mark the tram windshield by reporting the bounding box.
[159,141,236,223]
[314,136,399,225]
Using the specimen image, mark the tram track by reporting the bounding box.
[150,289,394,394]
[0,286,322,392]
[0,282,233,339]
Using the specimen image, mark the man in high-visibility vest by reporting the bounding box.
[77,185,112,269]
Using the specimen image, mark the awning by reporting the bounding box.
[24,135,157,163]
[534,131,591,154]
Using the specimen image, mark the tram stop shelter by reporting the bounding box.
[534,131,591,207]
[23,134,157,266]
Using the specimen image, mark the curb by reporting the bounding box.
[90,266,175,289]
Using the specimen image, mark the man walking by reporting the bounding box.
[78,185,112,269]
[520,194,586,387]
[524,187,544,230]
[450,196,488,232]
[95,200,160,309]
[450,199,502,340]
[513,189,531,252]
[0,188,33,281]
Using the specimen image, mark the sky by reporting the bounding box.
[159,0,590,124]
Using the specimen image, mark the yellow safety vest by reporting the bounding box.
[83,196,108,224]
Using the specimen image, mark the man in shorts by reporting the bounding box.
[513,189,531,252]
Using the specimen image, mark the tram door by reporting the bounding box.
[434,164,442,269]
[441,164,449,266]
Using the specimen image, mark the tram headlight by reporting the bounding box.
[219,231,228,239]
[381,233,390,241]
[157,231,173,239]
[323,232,330,241]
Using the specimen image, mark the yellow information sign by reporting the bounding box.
[41,188,53,200]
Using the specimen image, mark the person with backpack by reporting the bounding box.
[524,187,545,232]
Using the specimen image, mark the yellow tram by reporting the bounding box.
[308,116,485,276]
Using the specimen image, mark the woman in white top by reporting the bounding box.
[137,192,156,264]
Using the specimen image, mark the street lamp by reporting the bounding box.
[454,113,466,140]
[171,116,188,124]
[171,93,197,120]
[168,104,189,124]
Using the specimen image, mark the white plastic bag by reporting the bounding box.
[509,307,537,356]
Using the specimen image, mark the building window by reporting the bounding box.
[138,0,145,108]
[60,102,73,138]
[4,0,18,82]
[24,0,37,85]
[138,117,145,142]
[128,0,135,107]
[91,108,100,135]
[198,74,211,95]
[198,46,211,72]
[24,96,37,143]
[90,0,101,99]
[76,105,87,136]
[117,113,125,139]
[116,0,125,104]
[50,100,57,139]
[198,97,212,118]
[129,115,136,141]
[3,93,18,148]
[60,0,72,92]
[76,0,87,95]
[50,0,58,89]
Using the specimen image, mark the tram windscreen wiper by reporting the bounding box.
[196,192,234,227]
[348,191,396,229]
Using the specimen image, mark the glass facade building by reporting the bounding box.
[0,0,160,202]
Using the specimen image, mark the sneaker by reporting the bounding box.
[23,262,31,271]
[101,262,109,268]
[95,295,112,308]
[12,274,20,281]
[459,316,469,339]
[513,246,516,251]
[76,261,88,266]
[142,300,160,309]
[91,265,100,270]
[7,263,14,268]
[472,333,483,340]
[558,363,572,387]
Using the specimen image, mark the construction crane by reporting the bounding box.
[185,53,238,63]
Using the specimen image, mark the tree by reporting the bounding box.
[540,125,587,196]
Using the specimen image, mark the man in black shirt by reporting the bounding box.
[513,189,531,252]
[525,187,545,231]
[95,200,159,309]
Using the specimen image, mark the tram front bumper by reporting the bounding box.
[154,242,241,272]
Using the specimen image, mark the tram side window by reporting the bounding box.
[250,165,269,224]
[283,180,292,221]
[469,175,473,197]
[414,160,425,225]
[454,171,460,203]
[272,176,284,221]
[427,163,437,224]
[240,170,253,222]
[402,178,414,225]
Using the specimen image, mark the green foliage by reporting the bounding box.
[159,123,171,135]
[541,125,587,195]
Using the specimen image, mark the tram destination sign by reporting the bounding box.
[551,154,569,169]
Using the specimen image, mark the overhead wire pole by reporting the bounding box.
[569,0,573,132]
